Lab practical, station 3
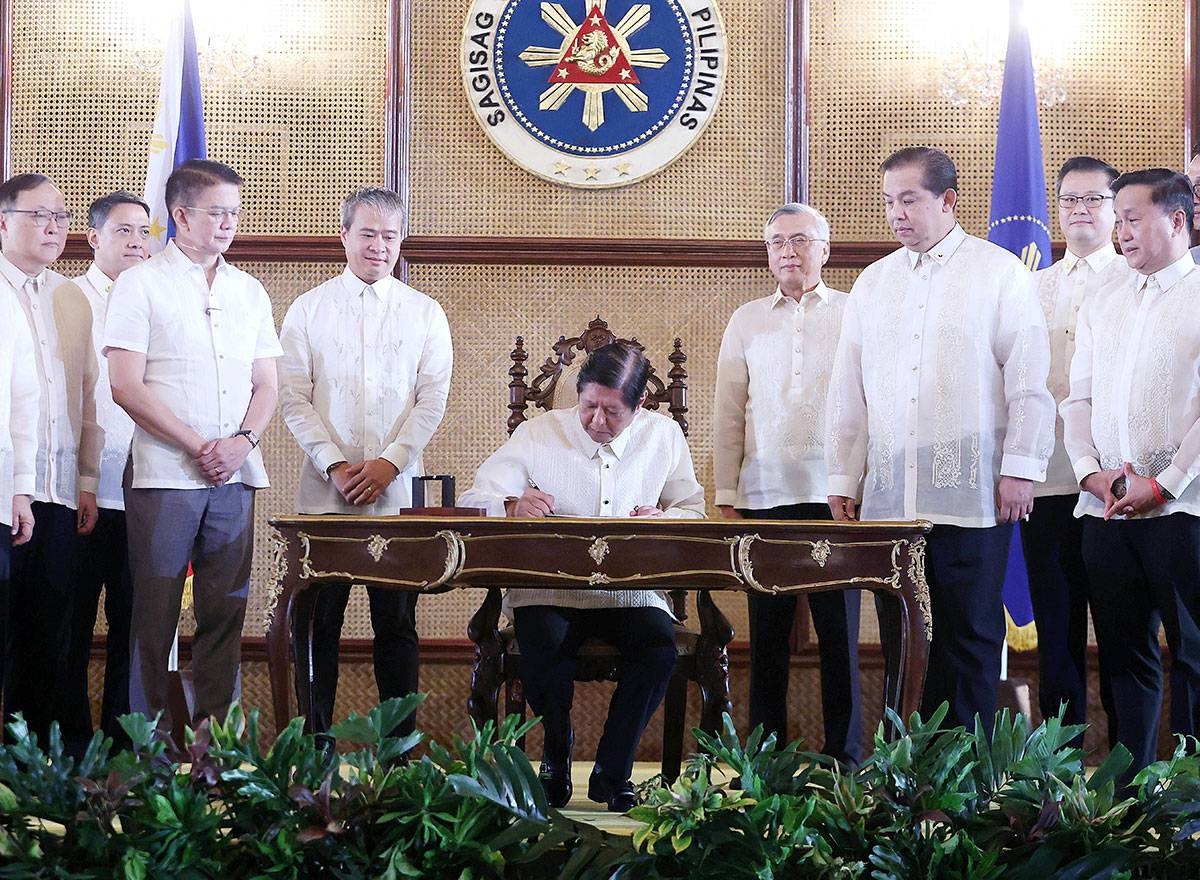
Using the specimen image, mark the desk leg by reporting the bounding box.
[290,586,324,735]
[876,537,932,737]
[266,571,299,735]
[875,590,907,739]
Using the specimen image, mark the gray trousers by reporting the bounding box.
[125,483,254,731]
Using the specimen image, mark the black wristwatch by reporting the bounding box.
[234,428,260,448]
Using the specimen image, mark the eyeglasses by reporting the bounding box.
[1057,194,1113,209]
[766,234,827,252]
[182,206,242,220]
[2,209,72,227]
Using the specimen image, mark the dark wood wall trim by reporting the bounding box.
[1188,0,1200,162]
[784,0,808,203]
[386,0,413,284]
[59,233,350,264]
[59,234,1063,270]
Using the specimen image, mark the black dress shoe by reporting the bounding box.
[587,768,637,812]
[539,762,573,808]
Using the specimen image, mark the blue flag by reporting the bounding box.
[144,0,207,252]
[987,0,1048,652]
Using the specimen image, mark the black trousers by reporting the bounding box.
[513,605,676,783]
[301,583,420,736]
[1019,493,1108,744]
[743,503,862,764]
[60,507,133,754]
[6,501,81,742]
[0,533,9,703]
[1083,513,1200,773]
[919,522,1012,736]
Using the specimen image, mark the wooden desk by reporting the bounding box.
[264,516,933,737]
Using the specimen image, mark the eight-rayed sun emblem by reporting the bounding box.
[518,2,669,131]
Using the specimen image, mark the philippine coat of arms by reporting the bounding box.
[462,0,728,188]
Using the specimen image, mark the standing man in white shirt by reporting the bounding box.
[0,173,102,745]
[105,160,282,733]
[713,202,861,765]
[826,147,1055,735]
[0,250,38,714]
[278,187,453,738]
[459,343,705,812]
[56,191,150,754]
[1062,168,1200,773]
[1023,158,1130,742]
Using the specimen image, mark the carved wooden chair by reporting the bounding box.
[466,316,734,781]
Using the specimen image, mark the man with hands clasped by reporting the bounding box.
[1061,168,1200,773]
[279,187,453,738]
[105,160,282,733]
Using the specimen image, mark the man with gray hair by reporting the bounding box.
[279,187,453,737]
[714,202,861,764]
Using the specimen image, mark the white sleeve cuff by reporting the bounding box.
[825,475,862,501]
[714,489,739,507]
[1156,464,1191,500]
[1072,455,1102,486]
[1000,453,1048,482]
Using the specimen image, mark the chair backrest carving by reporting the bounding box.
[507,316,688,436]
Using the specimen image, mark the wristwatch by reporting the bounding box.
[234,428,260,448]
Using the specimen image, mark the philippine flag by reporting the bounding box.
[144,0,207,253]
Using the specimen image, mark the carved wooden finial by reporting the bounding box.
[508,336,530,435]
[667,337,689,436]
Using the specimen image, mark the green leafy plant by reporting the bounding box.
[0,701,1196,878]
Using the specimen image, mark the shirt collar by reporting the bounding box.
[0,251,45,292]
[905,224,967,270]
[769,281,832,308]
[86,262,114,295]
[568,406,637,460]
[162,238,229,277]
[340,266,390,300]
[1063,242,1118,275]
[1139,250,1196,294]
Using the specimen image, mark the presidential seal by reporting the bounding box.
[462,0,728,188]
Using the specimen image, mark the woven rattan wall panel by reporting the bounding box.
[409,0,785,239]
[808,0,1186,240]
[8,0,386,234]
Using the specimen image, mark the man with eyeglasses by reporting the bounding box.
[105,160,282,735]
[713,202,861,765]
[54,191,151,755]
[0,173,102,747]
[1019,158,1131,745]
[826,147,1055,735]
[1183,149,1200,262]
[1062,168,1200,775]
[278,187,453,742]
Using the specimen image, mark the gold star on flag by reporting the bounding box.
[149,217,167,241]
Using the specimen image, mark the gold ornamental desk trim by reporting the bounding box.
[264,516,933,639]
